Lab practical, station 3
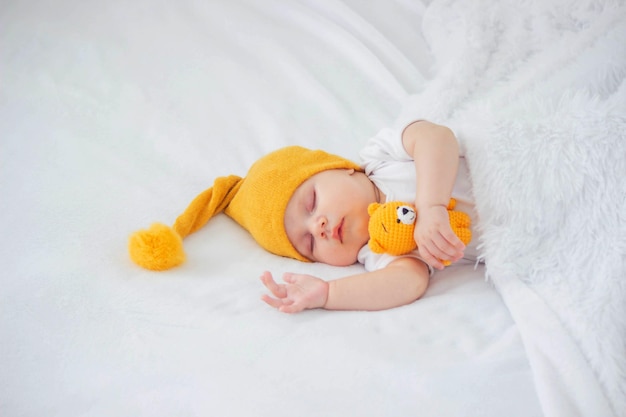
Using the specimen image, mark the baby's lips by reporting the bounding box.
[331,218,344,242]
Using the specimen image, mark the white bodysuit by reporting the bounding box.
[357,119,481,273]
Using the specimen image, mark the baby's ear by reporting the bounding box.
[368,202,380,216]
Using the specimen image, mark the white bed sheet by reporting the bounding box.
[2,1,544,416]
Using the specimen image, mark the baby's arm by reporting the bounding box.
[402,121,465,269]
[261,257,429,313]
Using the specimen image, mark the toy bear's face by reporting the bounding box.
[367,202,418,255]
[396,205,416,225]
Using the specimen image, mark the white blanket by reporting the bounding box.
[402,0,626,415]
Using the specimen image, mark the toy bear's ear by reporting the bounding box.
[368,238,385,254]
[368,202,381,216]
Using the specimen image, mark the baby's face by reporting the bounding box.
[284,169,377,266]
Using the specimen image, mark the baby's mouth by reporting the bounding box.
[338,220,344,243]
[333,218,344,243]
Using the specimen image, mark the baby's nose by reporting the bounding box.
[315,216,328,238]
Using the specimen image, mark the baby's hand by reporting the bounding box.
[414,205,465,270]
[260,271,329,313]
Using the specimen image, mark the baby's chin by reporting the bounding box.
[326,258,357,267]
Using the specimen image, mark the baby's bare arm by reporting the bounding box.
[324,257,429,311]
[402,120,465,269]
[261,257,429,313]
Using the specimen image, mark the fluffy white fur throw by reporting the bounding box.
[403,0,626,415]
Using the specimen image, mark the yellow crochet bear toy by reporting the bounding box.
[367,198,472,266]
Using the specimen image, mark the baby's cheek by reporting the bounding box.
[320,245,358,267]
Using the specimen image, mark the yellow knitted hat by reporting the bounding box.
[128,146,361,270]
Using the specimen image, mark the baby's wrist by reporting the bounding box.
[321,280,331,309]
[415,201,448,211]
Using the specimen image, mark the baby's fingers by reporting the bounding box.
[418,245,446,270]
[437,236,464,262]
[441,227,465,253]
[261,294,293,309]
[260,271,287,298]
[420,235,463,270]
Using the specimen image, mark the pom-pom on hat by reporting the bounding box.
[128,146,361,270]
